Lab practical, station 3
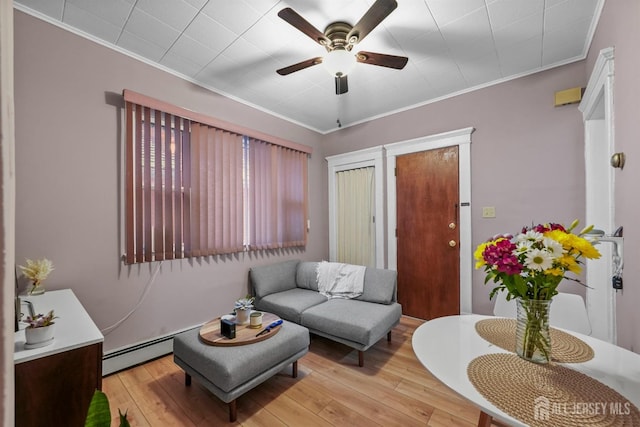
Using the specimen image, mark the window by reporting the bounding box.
[248,138,308,250]
[124,90,311,264]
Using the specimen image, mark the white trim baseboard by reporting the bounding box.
[102,325,199,376]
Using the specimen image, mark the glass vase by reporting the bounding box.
[28,283,45,296]
[515,298,552,364]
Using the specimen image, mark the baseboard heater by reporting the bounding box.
[102,325,198,376]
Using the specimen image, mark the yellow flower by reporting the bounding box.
[558,255,582,274]
[546,230,600,260]
[572,236,601,259]
[545,229,569,246]
[546,267,565,276]
[474,241,489,268]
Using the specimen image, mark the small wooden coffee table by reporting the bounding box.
[199,312,282,346]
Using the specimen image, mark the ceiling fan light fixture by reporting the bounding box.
[323,49,357,77]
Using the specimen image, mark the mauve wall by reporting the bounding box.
[322,62,588,317]
[586,0,640,352]
[13,11,326,352]
[15,3,639,355]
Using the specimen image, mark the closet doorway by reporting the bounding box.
[327,147,385,268]
[335,167,375,266]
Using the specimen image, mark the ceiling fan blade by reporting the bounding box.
[356,51,408,69]
[278,8,331,46]
[335,75,348,95]
[347,0,397,45]
[277,57,323,75]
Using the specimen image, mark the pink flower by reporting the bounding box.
[524,223,567,234]
[483,239,523,275]
[496,255,523,274]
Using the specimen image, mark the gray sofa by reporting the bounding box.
[249,259,402,367]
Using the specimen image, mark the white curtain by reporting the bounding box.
[336,167,375,267]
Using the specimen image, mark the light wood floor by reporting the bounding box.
[103,316,503,426]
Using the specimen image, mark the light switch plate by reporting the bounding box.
[482,206,496,218]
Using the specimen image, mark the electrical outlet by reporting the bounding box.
[482,206,496,218]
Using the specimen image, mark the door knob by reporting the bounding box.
[449,222,456,229]
[449,240,457,247]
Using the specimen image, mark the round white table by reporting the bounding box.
[412,314,640,427]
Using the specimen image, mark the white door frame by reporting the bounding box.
[1,0,16,423]
[384,127,474,315]
[326,146,386,268]
[578,47,617,343]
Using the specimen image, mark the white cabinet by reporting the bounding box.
[15,289,104,427]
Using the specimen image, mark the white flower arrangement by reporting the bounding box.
[19,258,54,294]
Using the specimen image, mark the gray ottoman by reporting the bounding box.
[173,320,309,422]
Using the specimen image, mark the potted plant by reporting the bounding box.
[234,295,254,325]
[24,309,58,347]
[19,258,54,295]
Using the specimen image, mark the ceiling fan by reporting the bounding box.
[276,0,408,95]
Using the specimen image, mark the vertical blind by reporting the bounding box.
[124,92,310,264]
[126,103,194,263]
[188,123,244,257]
[248,138,308,250]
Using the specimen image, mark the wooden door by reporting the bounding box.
[396,146,459,320]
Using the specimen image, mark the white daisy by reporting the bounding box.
[516,240,534,254]
[524,249,554,271]
[542,237,564,259]
[516,230,543,244]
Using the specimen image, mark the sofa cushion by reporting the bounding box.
[356,267,397,304]
[296,261,320,291]
[255,288,327,323]
[250,259,300,298]
[300,299,402,346]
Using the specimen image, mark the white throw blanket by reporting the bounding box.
[316,261,365,299]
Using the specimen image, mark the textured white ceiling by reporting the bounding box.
[14,0,603,133]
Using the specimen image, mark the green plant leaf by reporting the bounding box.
[85,390,111,427]
[118,409,130,427]
[513,275,528,298]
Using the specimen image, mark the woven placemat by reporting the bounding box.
[476,318,594,363]
[468,353,640,427]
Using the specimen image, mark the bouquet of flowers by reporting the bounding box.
[474,220,601,363]
[474,220,601,301]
